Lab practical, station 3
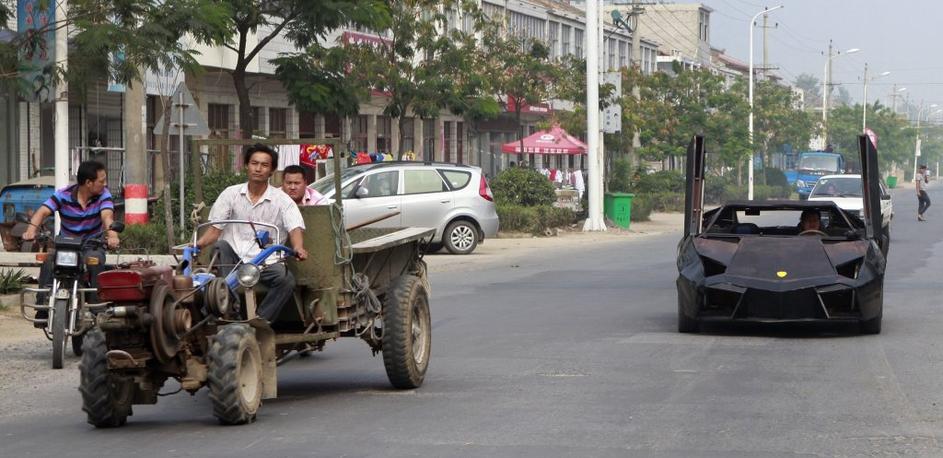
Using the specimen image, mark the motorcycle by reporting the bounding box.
[21,221,125,369]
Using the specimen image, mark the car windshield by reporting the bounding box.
[810,177,862,198]
[310,168,365,195]
[703,206,856,236]
[798,155,840,172]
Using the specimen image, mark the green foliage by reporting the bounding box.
[0,268,28,295]
[496,205,575,234]
[764,168,788,188]
[630,196,653,222]
[753,185,792,201]
[119,223,171,255]
[608,159,633,193]
[630,169,684,194]
[490,168,556,207]
[153,170,247,235]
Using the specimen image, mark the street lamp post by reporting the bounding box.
[862,63,890,132]
[821,41,859,145]
[913,102,938,183]
[748,4,783,201]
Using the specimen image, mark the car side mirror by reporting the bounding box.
[355,187,370,198]
[109,222,125,233]
[880,194,890,200]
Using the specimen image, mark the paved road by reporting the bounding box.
[2,185,943,457]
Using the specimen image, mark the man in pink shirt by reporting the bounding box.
[281,165,325,206]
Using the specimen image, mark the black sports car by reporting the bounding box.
[676,135,886,334]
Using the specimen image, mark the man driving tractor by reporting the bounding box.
[195,144,309,323]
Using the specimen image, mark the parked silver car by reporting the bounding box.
[310,162,499,254]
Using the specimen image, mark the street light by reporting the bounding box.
[748,4,784,200]
[862,64,890,132]
[821,42,859,145]
[913,102,938,182]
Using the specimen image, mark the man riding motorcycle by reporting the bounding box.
[22,160,120,326]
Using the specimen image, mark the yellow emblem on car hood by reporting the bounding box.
[776,271,787,278]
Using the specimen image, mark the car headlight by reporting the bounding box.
[796,180,806,189]
[236,264,261,288]
[55,250,79,267]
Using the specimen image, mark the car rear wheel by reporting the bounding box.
[444,220,478,255]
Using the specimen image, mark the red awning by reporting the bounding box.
[501,125,588,155]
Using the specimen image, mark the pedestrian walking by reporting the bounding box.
[917,164,931,221]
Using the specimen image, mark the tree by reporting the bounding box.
[753,79,816,169]
[793,73,821,108]
[216,0,387,139]
[483,23,559,158]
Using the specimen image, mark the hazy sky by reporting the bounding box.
[706,0,942,113]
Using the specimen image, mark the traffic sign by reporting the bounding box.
[153,82,210,136]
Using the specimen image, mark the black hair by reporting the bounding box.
[800,209,820,222]
[244,144,278,167]
[282,165,307,180]
[76,160,106,186]
[920,164,928,169]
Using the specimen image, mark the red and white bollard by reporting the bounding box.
[124,184,148,225]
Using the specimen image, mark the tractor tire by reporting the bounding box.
[443,220,478,255]
[382,275,431,389]
[73,334,85,357]
[52,298,67,369]
[80,329,133,428]
[207,324,263,425]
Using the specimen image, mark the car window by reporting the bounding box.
[403,169,448,194]
[310,167,365,195]
[438,169,472,190]
[810,177,862,198]
[358,171,399,198]
[341,179,360,198]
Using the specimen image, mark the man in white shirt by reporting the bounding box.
[196,144,309,322]
[917,164,931,221]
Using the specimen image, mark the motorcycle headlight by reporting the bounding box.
[236,264,261,288]
[55,250,79,267]
[796,180,806,189]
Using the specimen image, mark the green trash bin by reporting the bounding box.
[604,192,634,229]
[886,176,898,189]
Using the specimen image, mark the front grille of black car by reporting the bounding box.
[704,287,740,316]
[736,288,826,320]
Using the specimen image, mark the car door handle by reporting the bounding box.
[387,205,398,209]
[440,200,451,204]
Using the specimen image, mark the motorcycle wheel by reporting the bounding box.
[52,298,68,369]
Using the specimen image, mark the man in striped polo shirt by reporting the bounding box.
[23,160,120,325]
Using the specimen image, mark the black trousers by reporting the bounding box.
[212,241,295,322]
[919,190,931,216]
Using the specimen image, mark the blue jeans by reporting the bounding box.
[918,191,931,216]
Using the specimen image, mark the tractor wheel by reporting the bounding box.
[72,334,84,357]
[382,275,431,389]
[80,329,133,428]
[52,298,67,369]
[207,324,263,425]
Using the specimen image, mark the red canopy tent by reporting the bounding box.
[501,125,587,155]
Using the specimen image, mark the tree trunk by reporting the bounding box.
[233,67,253,140]
[397,115,407,160]
[158,95,175,247]
[516,105,524,165]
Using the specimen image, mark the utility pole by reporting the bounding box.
[759,12,779,78]
[862,63,868,132]
[583,0,605,231]
[629,0,643,169]
[54,1,69,209]
[821,40,832,145]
